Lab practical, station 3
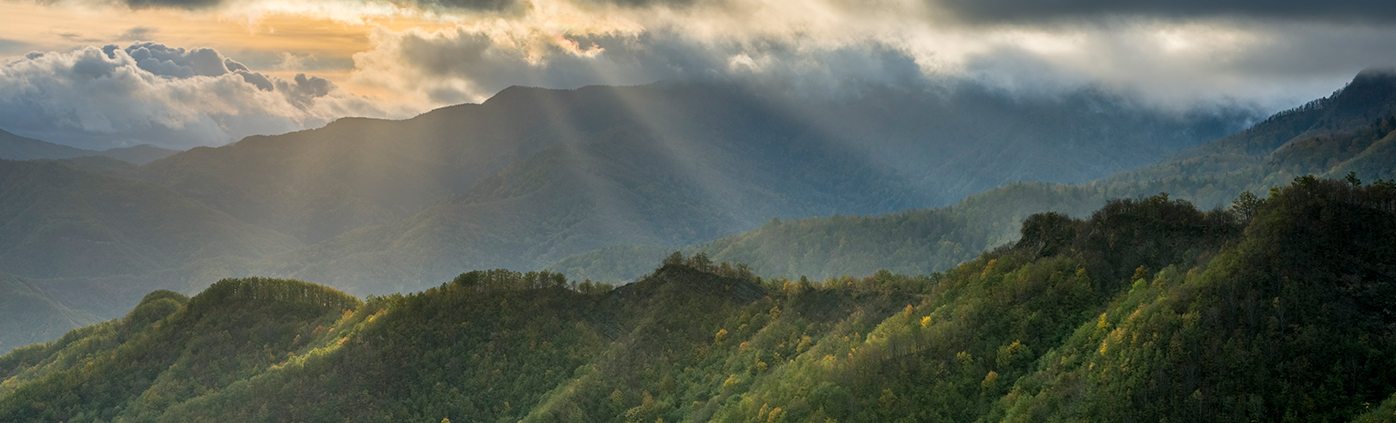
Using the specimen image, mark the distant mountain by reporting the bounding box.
[0,274,99,354]
[0,159,305,351]
[0,79,1255,347]
[134,82,1243,246]
[0,159,300,280]
[134,86,642,244]
[0,129,91,160]
[257,93,925,294]
[4,177,1392,422]
[240,82,1245,294]
[97,145,180,165]
[549,69,1396,283]
[0,129,178,165]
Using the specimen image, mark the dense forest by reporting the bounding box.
[550,71,1396,284]
[3,175,1392,422]
[0,70,1392,358]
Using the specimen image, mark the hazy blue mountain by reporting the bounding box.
[0,159,300,280]
[97,145,180,165]
[0,79,1255,347]
[247,82,1248,294]
[134,85,653,244]
[0,274,99,354]
[548,69,1396,283]
[0,129,177,165]
[0,159,307,352]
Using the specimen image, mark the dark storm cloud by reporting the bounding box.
[933,0,1396,24]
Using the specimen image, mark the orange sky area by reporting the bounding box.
[0,2,451,99]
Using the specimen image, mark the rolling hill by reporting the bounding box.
[2,176,1391,422]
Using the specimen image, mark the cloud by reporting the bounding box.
[118,26,158,41]
[342,6,1394,114]
[109,0,523,13]
[928,0,1396,25]
[123,0,222,10]
[0,43,409,150]
[9,0,1396,141]
[54,31,103,43]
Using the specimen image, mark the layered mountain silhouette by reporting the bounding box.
[6,72,1396,352]
[3,175,1393,422]
[549,69,1396,283]
[0,129,177,165]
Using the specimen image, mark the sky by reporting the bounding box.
[1,0,1395,149]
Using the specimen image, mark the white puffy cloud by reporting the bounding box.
[0,43,411,149]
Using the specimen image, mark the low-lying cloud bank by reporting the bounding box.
[0,43,407,150]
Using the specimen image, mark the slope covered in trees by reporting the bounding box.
[2,176,1391,422]
[549,70,1396,284]
[0,79,1249,351]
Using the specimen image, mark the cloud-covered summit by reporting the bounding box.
[0,43,405,150]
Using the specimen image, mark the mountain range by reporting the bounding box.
[1,174,1392,422]
[0,129,177,165]
[2,71,1394,354]
[550,69,1396,283]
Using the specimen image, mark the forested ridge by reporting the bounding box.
[550,71,1396,284]
[3,176,1393,422]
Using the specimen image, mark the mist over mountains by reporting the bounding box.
[550,68,1396,283]
[0,129,177,165]
[2,65,1396,423]
[0,70,1390,354]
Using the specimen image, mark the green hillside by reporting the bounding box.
[1,176,1391,422]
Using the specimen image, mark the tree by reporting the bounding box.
[1230,191,1262,222]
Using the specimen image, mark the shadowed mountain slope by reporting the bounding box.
[251,82,1245,294]
[0,159,300,279]
[548,70,1396,283]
